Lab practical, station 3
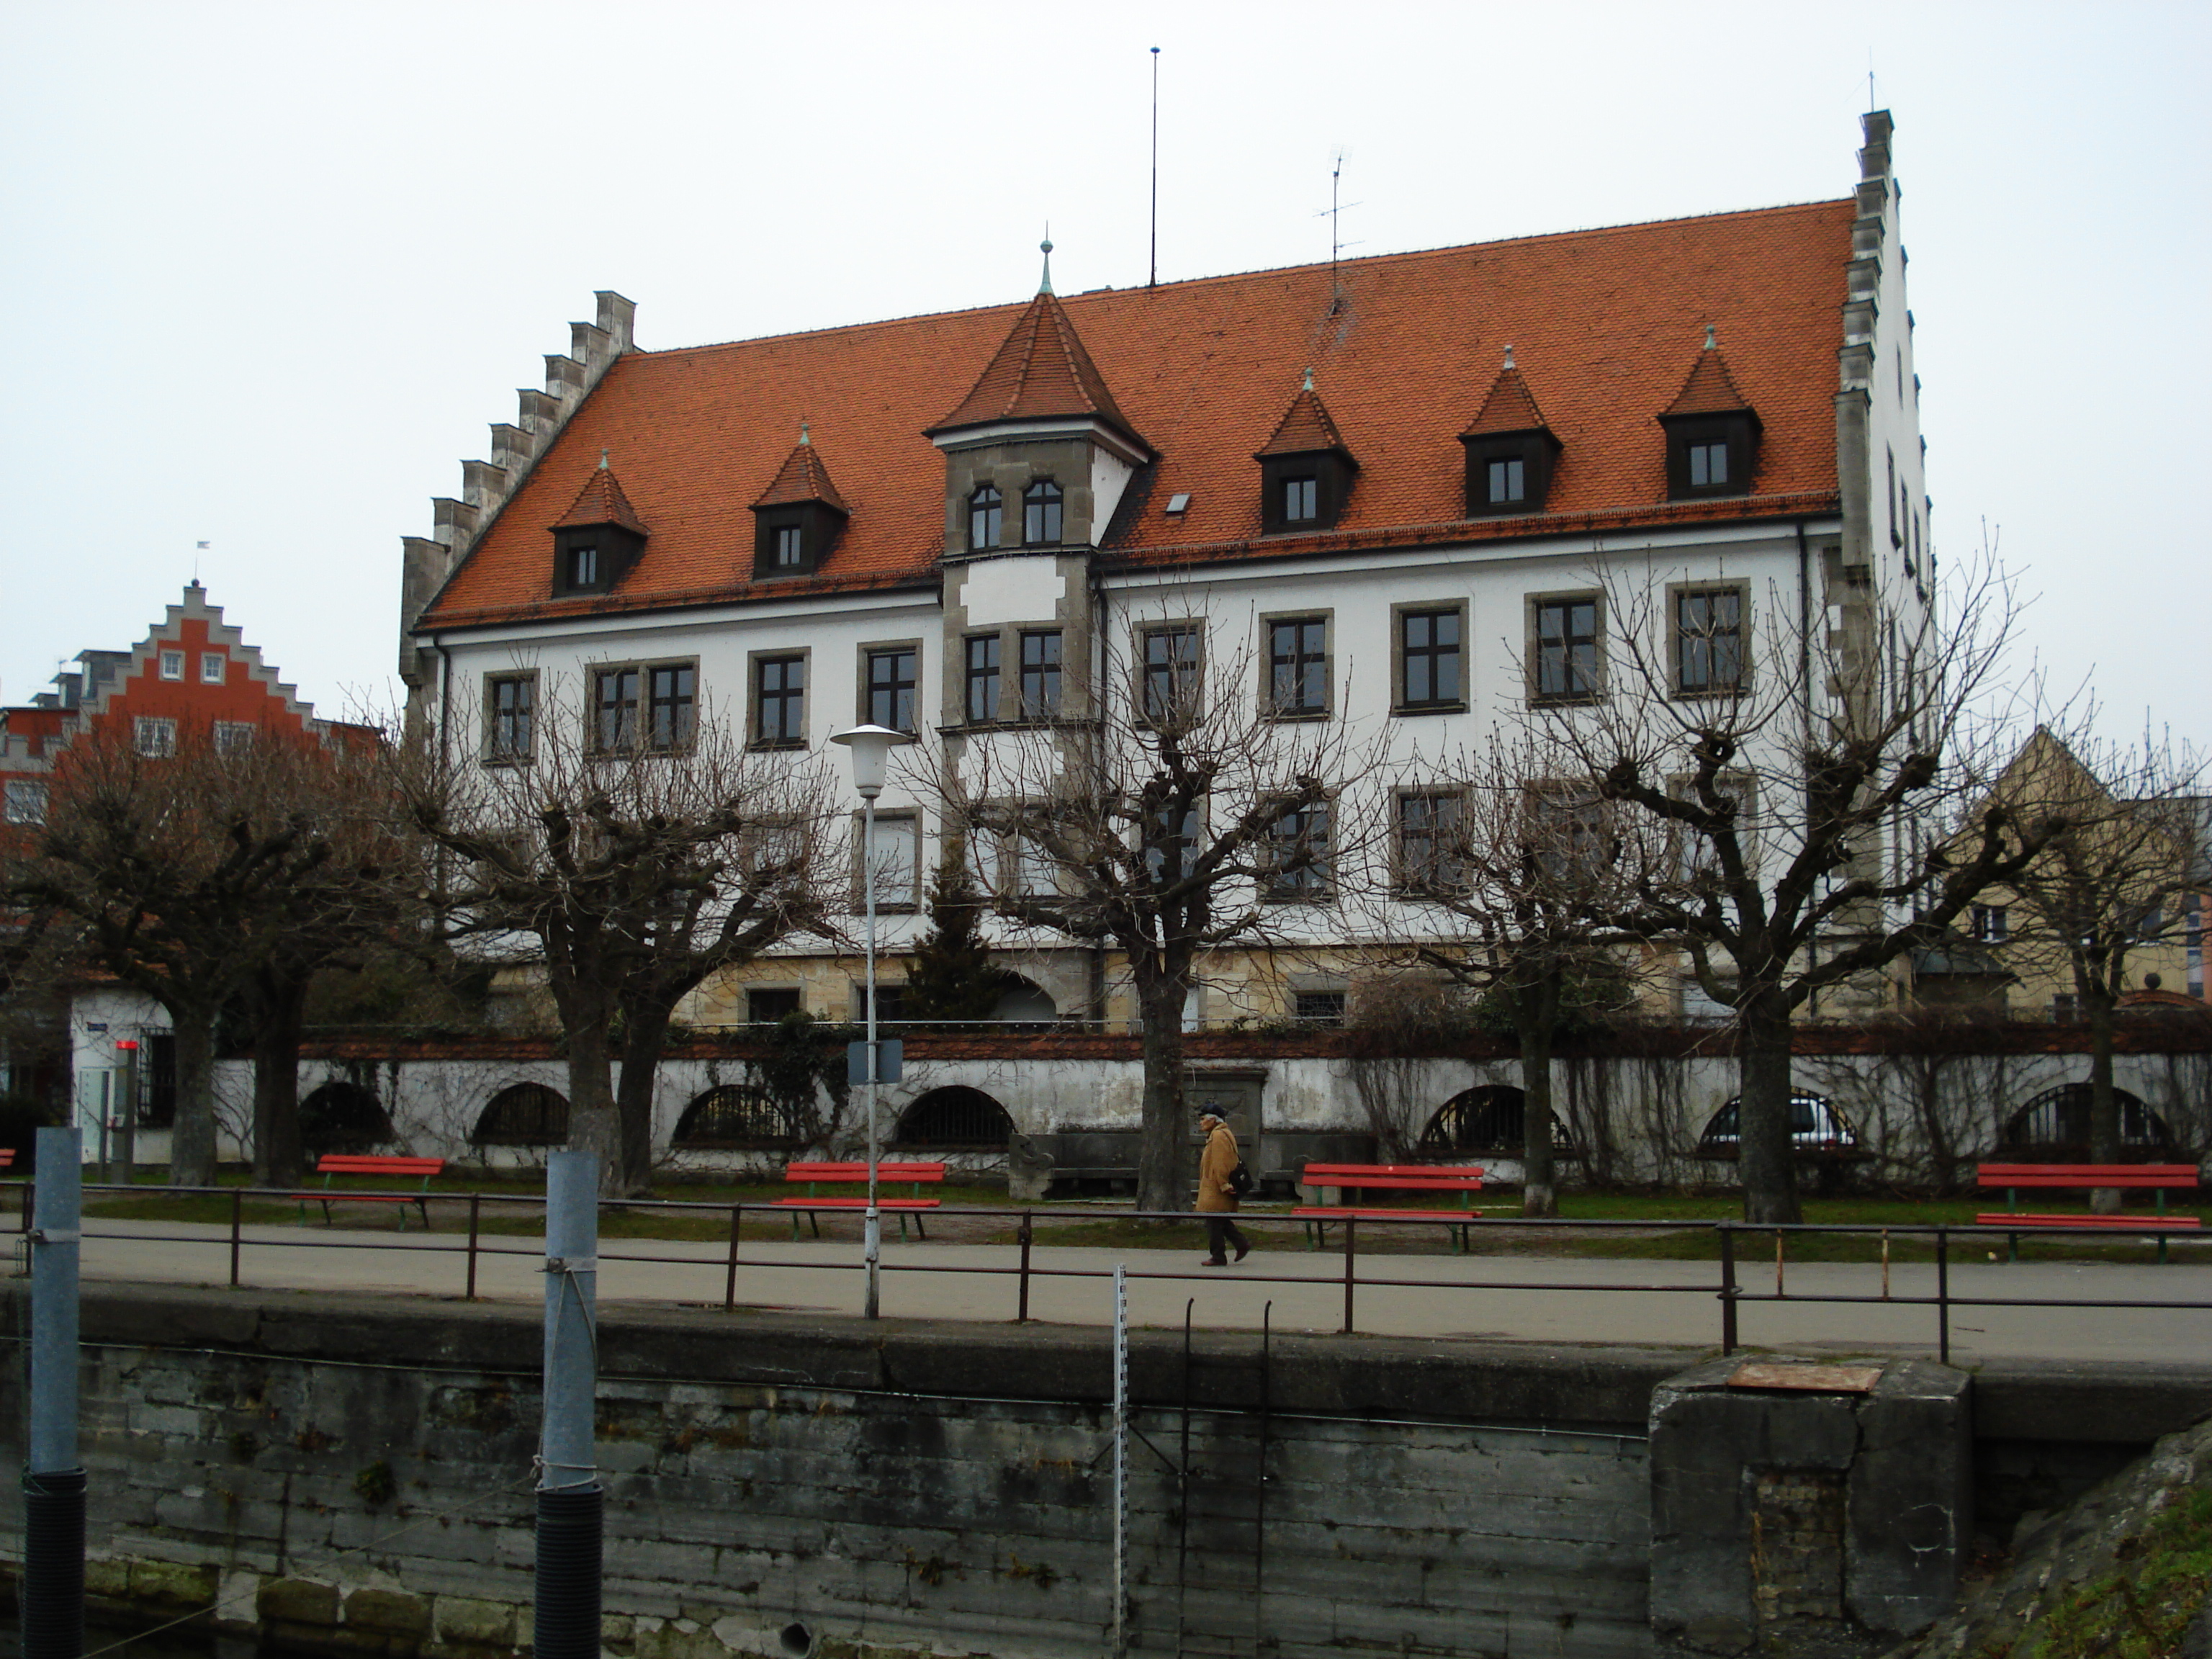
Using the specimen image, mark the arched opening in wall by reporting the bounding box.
[299,1082,393,1159]
[892,1087,1014,1150]
[1695,1093,1857,1156]
[472,1083,570,1147]
[1416,1086,1528,1156]
[993,977,1058,1024]
[1999,1084,2173,1160]
[673,1086,801,1151]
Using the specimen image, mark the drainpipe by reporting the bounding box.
[1795,519,1820,1018]
[535,1149,601,1659]
[23,1127,84,1659]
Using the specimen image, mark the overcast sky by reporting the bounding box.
[4,1,2206,744]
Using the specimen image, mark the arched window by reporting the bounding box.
[1418,1085,1528,1155]
[1695,1094,1855,1156]
[473,1083,570,1146]
[1022,480,1063,545]
[299,1082,394,1158]
[2000,1084,2172,1159]
[892,1087,1014,1149]
[673,1086,799,1150]
[968,485,1003,552]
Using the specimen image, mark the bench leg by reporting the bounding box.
[2008,1230,2018,1264]
[2158,1231,2169,1267]
[791,1210,801,1243]
[912,1214,926,1241]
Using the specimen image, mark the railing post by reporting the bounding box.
[1341,1215,1357,1335]
[465,1192,482,1301]
[228,1187,243,1289]
[723,1205,742,1313]
[1936,1227,1950,1365]
[1017,1210,1033,1323]
[1718,1225,1737,1355]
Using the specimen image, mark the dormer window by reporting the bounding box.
[1689,442,1728,488]
[970,485,1004,552]
[1658,333,1761,502]
[749,431,850,577]
[1283,475,1318,523]
[1488,457,1524,503]
[1022,480,1062,546]
[570,543,601,589]
[1255,372,1357,534]
[549,461,649,598]
[773,525,804,569]
[1460,351,1561,517]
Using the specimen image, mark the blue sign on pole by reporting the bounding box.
[845,1039,903,1085]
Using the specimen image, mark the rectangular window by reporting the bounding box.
[754,655,806,746]
[773,525,804,569]
[866,647,918,734]
[570,544,601,588]
[965,635,1001,725]
[3,779,46,825]
[647,662,696,750]
[1969,904,2008,943]
[1688,442,1728,487]
[487,674,535,763]
[1672,774,1753,884]
[1143,804,1201,884]
[158,650,184,681]
[212,721,255,755]
[1020,630,1063,719]
[1394,791,1465,894]
[1533,596,1600,702]
[1675,586,1745,696]
[1294,989,1347,1027]
[1488,456,1525,504]
[747,987,802,1024]
[1268,616,1328,716]
[199,653,226,685]
[1283,475,1318,522]
[1262,799,1332,900]
[134,716,176,757]
[861,812,921,910]
[1398,608,1463,709]
[1142,625,1202,723]
[1007,830,1057,899]
[592,666,640,752]
[1527,784,1609,884]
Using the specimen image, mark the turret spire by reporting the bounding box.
[1039,231,1055,297]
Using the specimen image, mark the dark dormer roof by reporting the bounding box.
[1254,379,1355,462]
[927,290,1150,454]
[550,462,649,535]
[1661,341,1761,428]
[1462,364,1553,437]
[752,433,850,515]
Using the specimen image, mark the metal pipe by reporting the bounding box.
[1719,1224,1737,1354]
[863,792,881,1321]
[724,1205,742,1312]
[536,1148,601,1659]
[1017,1210,1033,1323]
[1936,1227,1951,1365]
[1341,1215,1357,1334]
[465,1192,481,1300]
[228,1187,243,1287]
[24,1126,84,1659]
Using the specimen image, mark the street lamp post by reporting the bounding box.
[830,724,912,1321]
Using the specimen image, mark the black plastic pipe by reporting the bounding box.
[22,1467,86,1659]
[534,1485,603,1659]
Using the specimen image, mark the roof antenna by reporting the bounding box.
[1148,46,1161,289]
[1316,150,1362,316]
[1039,228,1055,296]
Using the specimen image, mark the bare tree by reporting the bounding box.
[397,683,840,1196]
[1544,547,2059,1223]
[943,616,1385,1214]
[1975,726,2203,1208]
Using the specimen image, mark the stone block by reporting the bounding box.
[128,1557,217,1611]
[258,1576,342,1627]
[433,1593,519,1646]
[345,1586,433,1637]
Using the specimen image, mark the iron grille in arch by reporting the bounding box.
[300,1082,394,1156]
[2000,1084,2172,1158]
[1416,1085,1528,1154]
[472,1083,570,1146]
[893,1087,1014,1148]
[673,1086,801,1149]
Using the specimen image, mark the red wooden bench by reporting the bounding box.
[1976,1163,2202,1263]
[777,1161,945,1240]
[1294,1163,1497,1252]
[292,1154,445,1231]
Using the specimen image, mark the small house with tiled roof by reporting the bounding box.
[398,111,1930,1032]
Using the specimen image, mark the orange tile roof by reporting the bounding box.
[751,433,850,513]
[1462,364,1552,436]
[1661,341,1757,419]
[550,464,649,534]
[420,200,1851,631]
[1254,377,1354,460]
[927,289,1149,452]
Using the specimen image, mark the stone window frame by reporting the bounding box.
[745,986,804,1025]
[586,656,700,755]
[1391,601,1469,716]
[1017,628,1065,723]
[1136,619,1206,727]
[1258,793,1335,903]
[1668,769,1758,883]
[4,778,48,826]
[850,807,922,915]
[1667,580,1752,701]
[968,485,1004,554]
[1259,608,1333,721]
[858,639,924,736]
[963,632,1004,727]
[134,715,177,758]
[212,721,256,756]
[1022,479,1064,547]
[484,670,538,767]
[748,648,811,750]
[1525,588,1605,707]
[1391,786,1468,897]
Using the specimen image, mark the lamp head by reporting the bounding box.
[830,724,912,799]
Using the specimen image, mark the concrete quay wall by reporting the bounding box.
[0,1285,2207,1659]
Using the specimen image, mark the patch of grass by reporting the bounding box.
[1995,1484,2212,1659]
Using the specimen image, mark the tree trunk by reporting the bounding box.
[1515,972,1561,1218]
[168,1012,220,1187]
[250,976,308,1187]
[2083,988,2122,1215]
[1133,974,1190,1215]
[561,1009,623,1196]
[1735,996,1803,1226]
[613,1010,675,1198]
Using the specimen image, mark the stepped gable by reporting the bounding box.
[926,289,1149,454]
[551,462,649,534]
[752,433,849,513]
[1462,362,1552,435]
[1255,377,1354,459]
[1663,341,1758,421]
[416,199,1852,629]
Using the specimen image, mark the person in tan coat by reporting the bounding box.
[1196,1110,1249,1265]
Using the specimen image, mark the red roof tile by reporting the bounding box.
[421,200,1853,629]
[1661,339,1757,419]
[1254,377,1354,460]
[927,289,1148,452]
[751,431,850,513]
[1462,362,1552,436]
[550,463,649,535]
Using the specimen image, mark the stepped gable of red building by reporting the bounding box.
[419,199,1853,631]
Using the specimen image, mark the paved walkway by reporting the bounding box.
[68,1216,2212,1363]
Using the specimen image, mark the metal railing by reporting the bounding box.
[22,1182,2211,1363]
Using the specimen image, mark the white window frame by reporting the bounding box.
[3,778,46,825]
[199,653,226,685]
[134,716,177,757]
[158,650,185,681]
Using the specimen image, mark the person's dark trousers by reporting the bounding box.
[1206,1216,1249,1262]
